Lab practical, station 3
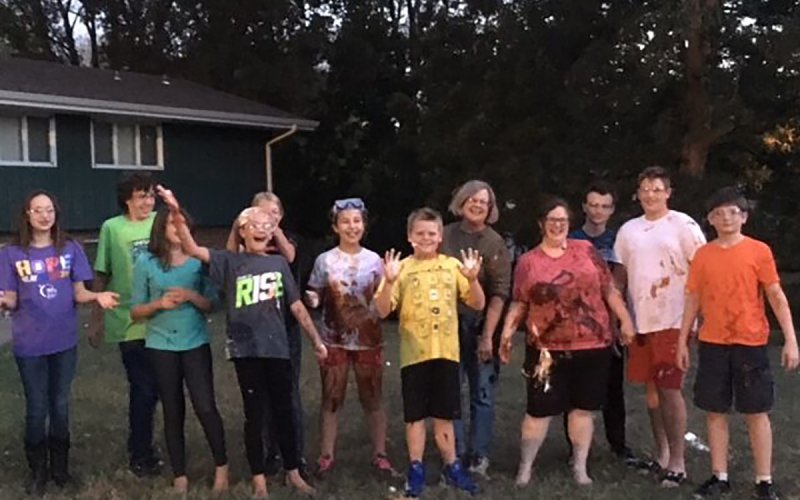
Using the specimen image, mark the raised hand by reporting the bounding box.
[458,248,482,281]
[156,185,180,212]
[96,291,119,310]
[383,249,402,283]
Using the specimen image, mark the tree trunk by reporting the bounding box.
[679,0,721,178]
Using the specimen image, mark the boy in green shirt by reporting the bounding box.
[88,173,160,477]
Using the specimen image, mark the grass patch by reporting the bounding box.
[1,313,799,499]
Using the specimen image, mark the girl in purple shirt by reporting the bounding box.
[0,191,118,496]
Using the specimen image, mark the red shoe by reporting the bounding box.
[316,454,334,477]
[372,453,399,477]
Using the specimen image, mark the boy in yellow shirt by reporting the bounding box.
[375,207,485,497]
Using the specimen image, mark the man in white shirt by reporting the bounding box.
[614,166,706,487]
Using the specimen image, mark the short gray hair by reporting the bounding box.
[448,180,499,224]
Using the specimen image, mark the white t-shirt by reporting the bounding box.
[614,210,706,334]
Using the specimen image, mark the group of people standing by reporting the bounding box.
[0,165,796,500]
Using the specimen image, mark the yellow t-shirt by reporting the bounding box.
[387,255,472,367]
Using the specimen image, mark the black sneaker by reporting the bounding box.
[753,481,779,500]
[694,476,731,498]
[129,455,162,478]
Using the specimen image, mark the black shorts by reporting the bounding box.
[525,346,612,418]
[401,359,460,423]
[693,342,774,414]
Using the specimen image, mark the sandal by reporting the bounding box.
[659,470,686,488]
[634,458,662,476]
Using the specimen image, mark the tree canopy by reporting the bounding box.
[2,0,799,267]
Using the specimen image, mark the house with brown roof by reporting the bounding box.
[0,57,317,230]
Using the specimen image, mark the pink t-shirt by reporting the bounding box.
[512,239,613,351]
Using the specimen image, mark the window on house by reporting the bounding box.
[0,115,57,167]
[91,120,164,170]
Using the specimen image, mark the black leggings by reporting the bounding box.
[148,344,227,477]
[233,357,298,474]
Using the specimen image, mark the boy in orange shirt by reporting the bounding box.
[677,187,798,500]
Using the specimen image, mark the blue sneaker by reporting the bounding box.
[404,461,425,498]
[442,459,478,495]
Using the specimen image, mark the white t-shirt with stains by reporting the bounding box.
[614,210,706,334]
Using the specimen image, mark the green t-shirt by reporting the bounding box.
[94,213,155,343]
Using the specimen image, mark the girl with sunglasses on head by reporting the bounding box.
[305,198,396,477]
[156,185,326,498]
[130,207,228,494]
[0,191,119,496]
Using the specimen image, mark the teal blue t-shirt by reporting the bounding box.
[131,252,218,352]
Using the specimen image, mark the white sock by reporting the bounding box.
[714,472,728,481]
[755,475,772,484]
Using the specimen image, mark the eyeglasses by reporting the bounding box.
[711,207,744,218]
[466,196,491,207]
[333,197,366,213]
[28,208,55,216]
[544,217,569,225]
[133,191,156,200]
[586,202,614,210]
[637,187,668,195]
[246,222,275,231]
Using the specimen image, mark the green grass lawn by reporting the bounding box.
[1,313,799,500]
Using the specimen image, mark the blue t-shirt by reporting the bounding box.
[0,241,93,357]
[569,228,620,264]
[131,252,218,352]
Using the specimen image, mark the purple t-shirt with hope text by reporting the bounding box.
[0,240,93,357]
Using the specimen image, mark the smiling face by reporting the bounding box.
[238,209,277,254]
[256,199,283,226]
[637,177,671,218]
[708,204,747,237]
[539,205,570,246]
[583,191,615,226]
[408,219,443,258]
[333,208,365,247]
[27,194,56,234]
[125,188,156,222]
[461,188,491,227]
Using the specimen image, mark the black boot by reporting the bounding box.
[24,441,48,497]
[49,435,73,487]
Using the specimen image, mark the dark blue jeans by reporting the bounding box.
[454,312,499,460]
[15,347,78,445]
[263,322,305,462]
[119,339,160,462]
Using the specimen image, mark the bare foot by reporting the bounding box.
[251,474,268,499]
[213,465,229,493]
[173,475,189,494]
[515,463,532,487]
[572,467,593,486]
[286,469,316,496]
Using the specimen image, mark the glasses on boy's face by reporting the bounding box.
[133,191,156,201]
[711,207,744,218]
[28,207,55,216]
[246,222,275,231]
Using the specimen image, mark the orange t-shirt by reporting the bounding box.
[686,237,779,346]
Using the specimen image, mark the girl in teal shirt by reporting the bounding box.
[131,207,228,494]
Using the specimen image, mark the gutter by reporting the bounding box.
[265,125,298,192]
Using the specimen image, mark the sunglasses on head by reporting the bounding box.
[332,197,366,213]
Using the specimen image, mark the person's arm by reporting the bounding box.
[765,283,799,371]
[676,291,700,372]
[478,240,512,361]
[611,263,627,296]
[0,290,18,311]
[375,249,402,318]
[73,281,119,308]
[272,228,296,263]
[604,287,634,345]
[87,272,108,348]
[289,300,328,360]
[156,185,211,263]
[225,220,240,252]
[498,301,529,364]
